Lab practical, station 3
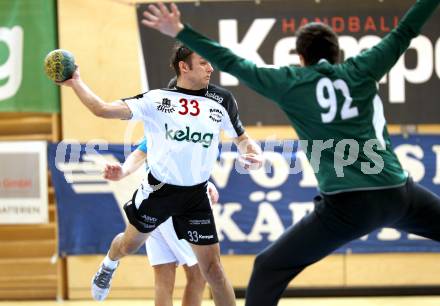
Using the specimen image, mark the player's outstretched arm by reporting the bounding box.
[104,149,147,181]
[349,0,439,81]
[141,3,294,103]
[58,67,133,120]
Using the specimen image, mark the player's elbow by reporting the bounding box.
[91,108,105,118]
[93,104,113,118]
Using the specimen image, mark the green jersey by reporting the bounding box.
[177,0,439,194]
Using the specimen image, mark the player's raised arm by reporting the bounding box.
[59,67,133,120]
[347,0,439,82]
[141,3,295,102]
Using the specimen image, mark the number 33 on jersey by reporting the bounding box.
[121,84,245,185]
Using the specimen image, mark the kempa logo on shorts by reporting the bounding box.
[198,234,214,240]
[165,123,214,148]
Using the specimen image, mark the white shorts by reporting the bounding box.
[146,217,198,267]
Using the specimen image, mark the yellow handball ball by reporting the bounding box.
[44,49,76,82]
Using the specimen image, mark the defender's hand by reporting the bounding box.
[141,3,184,37]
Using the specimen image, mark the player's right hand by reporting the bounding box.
[56,66,80,87]
[238,153,263,170]
[103,163,124,181]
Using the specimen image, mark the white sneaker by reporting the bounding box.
[91,263,118,301]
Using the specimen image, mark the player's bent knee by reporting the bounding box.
[184,265,206,288]
[203,261,226,286]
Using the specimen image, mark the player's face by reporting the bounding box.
[186,53,214,88]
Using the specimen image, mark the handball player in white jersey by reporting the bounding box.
[58,43,262,306]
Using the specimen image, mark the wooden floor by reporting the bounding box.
[2,297,440,306]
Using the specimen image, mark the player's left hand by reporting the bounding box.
[103,163,124,181]
[238,153,264,170]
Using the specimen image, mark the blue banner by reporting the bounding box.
[48,143,137,255]
[49,136,440,255]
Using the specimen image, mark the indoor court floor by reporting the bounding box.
[2,297,440,306]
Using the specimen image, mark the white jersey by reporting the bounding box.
[124,85,244,186]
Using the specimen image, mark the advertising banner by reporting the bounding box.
[0,141,48,224]
[49,136,440,255]
[0,0,59,112]
[137,0,440,124]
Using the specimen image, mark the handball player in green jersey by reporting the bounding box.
[142,1,440,305]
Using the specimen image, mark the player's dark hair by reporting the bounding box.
[170,44,194,76]
[296,22,340,66]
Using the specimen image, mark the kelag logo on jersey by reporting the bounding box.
[205,91,224,103]
[164,123,214,148]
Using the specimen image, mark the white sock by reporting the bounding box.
[103,254,119,270]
